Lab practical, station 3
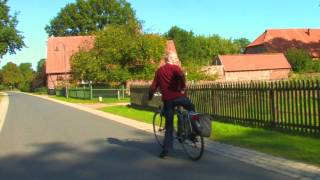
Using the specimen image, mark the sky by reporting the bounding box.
[1,0,320,70]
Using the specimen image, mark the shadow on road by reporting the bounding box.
[0,137,192,180]
[0,136,291,180]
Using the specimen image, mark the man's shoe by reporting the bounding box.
[159,150,169,159]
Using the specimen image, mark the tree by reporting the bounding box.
[1,62,22,88]
[165,26,195,64]
[18,63,34,91]
[71,51,104,82]
[233,38,250,53]
[0,69,3,84]
[71,24,166,84]
[165,26,244,65]
[0,0,25,58]
[45,0,140,36]
[33,59,46,87]
[165,26,250,80]
[285,48,312,72]
[36,58,46,73]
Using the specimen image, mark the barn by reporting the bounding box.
[245,29,320,59]
[46,36,95,93]
[213,53,291,81]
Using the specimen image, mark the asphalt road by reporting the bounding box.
[0,92,293,180]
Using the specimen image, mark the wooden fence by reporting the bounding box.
[55,87,128,100]
[130,80,320,135]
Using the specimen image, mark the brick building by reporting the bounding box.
[46,36,95,92]
[213,53,291,81]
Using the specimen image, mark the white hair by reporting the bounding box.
[165,52,179,64]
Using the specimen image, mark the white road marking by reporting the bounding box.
[0,92,9,133]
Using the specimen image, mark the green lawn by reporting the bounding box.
[100,105,320,166]
[289,73,320,80]
[51,96,130,104]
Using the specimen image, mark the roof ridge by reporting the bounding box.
[48,35,94,39]
[220,53,284,56]
[265,28,320,31]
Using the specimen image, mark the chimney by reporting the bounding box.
[306,29,311,36]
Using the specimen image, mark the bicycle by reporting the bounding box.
[153,105,204,161]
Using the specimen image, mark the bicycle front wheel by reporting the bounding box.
[181,133,204,161]
[153,111,165,147]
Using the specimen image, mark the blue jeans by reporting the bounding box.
[163,96,195,151]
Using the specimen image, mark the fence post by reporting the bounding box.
[122,85,125,99]
[270,82,276,127]
[65,87,69,99]
[117,90,120,100]
[90,84,93,100]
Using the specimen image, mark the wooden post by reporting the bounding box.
[270,82,276,127]
[122,85,125,99]
[90,84,93,100]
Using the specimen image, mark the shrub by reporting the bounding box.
[285,48,312,72]
[311,61,320,72]
[0,84,9,91]
[33,87,48,94]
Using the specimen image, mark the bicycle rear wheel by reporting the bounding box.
[153,111,165,147]
[181,121,204,161]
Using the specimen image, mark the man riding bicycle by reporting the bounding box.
[148,52,195,159]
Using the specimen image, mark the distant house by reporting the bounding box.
[245,29,320,59]
[46,36,179,92]
[46,36,95,92]
[212,53,291,81]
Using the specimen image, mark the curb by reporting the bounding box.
[24,93,320,179]
[0,92,9,133]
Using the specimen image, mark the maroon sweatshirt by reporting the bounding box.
[149,63,186,101]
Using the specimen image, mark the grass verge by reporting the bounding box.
[51,96,130,104]
[100,105,320,166]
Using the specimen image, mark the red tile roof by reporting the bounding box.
[46,36,95,74]
[166,40,177,53]
[218,53,291,72]
[158,40,180,66]
[247,29,320,57]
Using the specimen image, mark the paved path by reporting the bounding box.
[0,92,312,180]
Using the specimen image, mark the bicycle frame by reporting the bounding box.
[153,105,205,161]
[175,107,195,140]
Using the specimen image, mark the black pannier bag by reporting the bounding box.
[189,112,212,137]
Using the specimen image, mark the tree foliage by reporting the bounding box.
[165,26,249,80]
[285,48,312,72]
[233,38,250,53]
[32,58,47,89]
[0,60,47,91]
[18,63,34,91]
[1,62,23,88]
[45,0,140,36]
[71,25,166,84]
[0,69,2,84]
[165,26,247,66]
[0,0,25,58]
